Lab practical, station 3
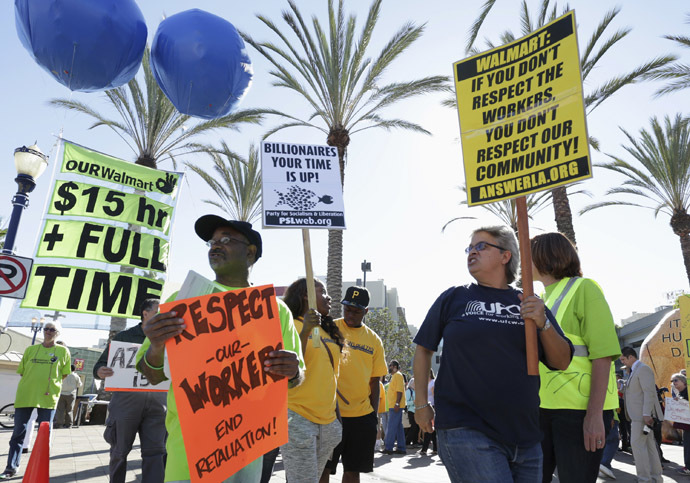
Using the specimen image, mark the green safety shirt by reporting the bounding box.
[539,277,620,410]
[15,343,72,409]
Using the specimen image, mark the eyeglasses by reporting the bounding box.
[206,236,249,248]
[465,241,507,254]
[43,327,57,333]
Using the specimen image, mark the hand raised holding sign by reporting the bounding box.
[264,349,301,382]
[140,311,186,384]
[97,366,115,379]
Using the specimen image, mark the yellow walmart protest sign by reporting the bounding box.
[21,140,182,319]
[48,180,174,234]
[36,220,169,272]
[454,11,591,206]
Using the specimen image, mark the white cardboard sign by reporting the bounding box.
[261,141,345,229]
[665,397,690,424]
[104,340,169,392]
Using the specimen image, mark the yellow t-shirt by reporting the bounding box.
[288,317,340,424]
[386,371,406,409]
[335,318,387,417]
[377,381,386,414]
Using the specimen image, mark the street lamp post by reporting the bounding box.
[361,260,371,287]
[2,144,48,255]
[30,316,45,345]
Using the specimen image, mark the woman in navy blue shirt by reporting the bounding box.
[413,226,573,483]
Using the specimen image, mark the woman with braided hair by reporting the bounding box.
[280,277,346,482]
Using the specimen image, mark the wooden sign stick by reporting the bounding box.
[302,228,321,347]
[516,196,538,375]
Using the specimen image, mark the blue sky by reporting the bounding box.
[0,1,688,347]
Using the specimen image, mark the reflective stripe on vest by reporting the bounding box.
[539,277,618,410]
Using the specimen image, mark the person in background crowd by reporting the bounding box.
[405,378,420,447]
[376,379,387,451]
[280,278,345,482]
[383,360,406,455]
[419,369,437,456]
[599,411,620,479]
[1,321,71,480]
[670,373,690,475]
[531,232,621,483]
[324,286,387,483]
[617,371,632,453]
[136,216,304,483]
[93,299,167,483]
[414,225,573,482]
[55,364,82,428]
[620,346,663,483]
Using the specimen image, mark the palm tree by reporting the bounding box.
[51,48,268,337]
[443,187,552,235]
[186,142,263,224]
[241,0,449,316]
[580,114,690,284]
[0,217,7,251]
[444,183,590,236]
[464,0,675,245]
[646,14,690,96]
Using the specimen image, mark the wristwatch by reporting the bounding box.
[540,319,552,332]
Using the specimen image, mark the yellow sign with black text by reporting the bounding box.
[454,11,591,205]
[20,140,181,320]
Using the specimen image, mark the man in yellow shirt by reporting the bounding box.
[324,287,387,482]
[383,360,407,455]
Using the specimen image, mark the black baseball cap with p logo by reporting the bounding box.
[341,286,370,309]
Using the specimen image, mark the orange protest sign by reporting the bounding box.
[161,285,287,483]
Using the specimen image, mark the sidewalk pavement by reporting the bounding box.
[1,424,690,482]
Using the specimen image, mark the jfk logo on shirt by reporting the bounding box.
[463,300,521,319]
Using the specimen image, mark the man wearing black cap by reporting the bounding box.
[324,286,387,482]
[136,215,305,483]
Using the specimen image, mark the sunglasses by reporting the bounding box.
[43,327,57,333]
[465,241,507,255]
[206,236,249,248]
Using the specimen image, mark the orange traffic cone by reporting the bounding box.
[22,421,49,482]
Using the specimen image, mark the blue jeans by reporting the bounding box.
[601,419,619,468]
[437,427,542,482]
[4,407,55,474]
[384,409,406,451]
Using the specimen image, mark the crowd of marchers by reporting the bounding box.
[2,218,684,483]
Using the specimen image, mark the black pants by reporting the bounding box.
[405,411,420,445]
[540,408,613,483]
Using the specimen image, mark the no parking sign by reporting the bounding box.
[0,254,33,299]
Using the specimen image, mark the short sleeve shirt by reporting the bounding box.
[414,284,572,447]
[16,344,72,409]
[335,318,387,417]
[386,371,406,408]
[288,317,340,424]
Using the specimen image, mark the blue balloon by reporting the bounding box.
[15,0,147,92]
[151,9,253,119]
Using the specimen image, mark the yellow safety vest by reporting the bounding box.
[539,277,618,410]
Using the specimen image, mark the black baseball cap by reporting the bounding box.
[194,215,263,261]
[341,286,370,309]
